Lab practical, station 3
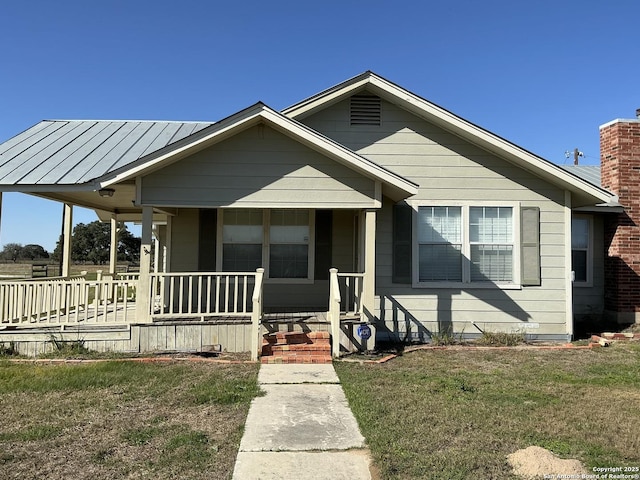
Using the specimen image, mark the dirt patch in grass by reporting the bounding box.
[508,446,588,478]
[336,343,640,480]
[0,360,261,480]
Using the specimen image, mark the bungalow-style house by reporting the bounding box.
[0,72,632,359]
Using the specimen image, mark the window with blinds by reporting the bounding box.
[414,204,517,285]
[418,206,462,282]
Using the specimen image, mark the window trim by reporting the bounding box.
[571,214,593,288]
[410,201,521,289]
[216,208,315,284]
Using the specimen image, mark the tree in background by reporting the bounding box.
[51,221,140,264]
[0,243,50,262]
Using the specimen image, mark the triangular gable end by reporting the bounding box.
[98,103,417,204]
[283,72,619,209]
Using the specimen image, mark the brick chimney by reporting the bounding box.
[600,111,640,324]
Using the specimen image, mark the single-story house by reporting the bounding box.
[0,72,636,358]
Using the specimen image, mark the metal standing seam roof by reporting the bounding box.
[0,120,214,186]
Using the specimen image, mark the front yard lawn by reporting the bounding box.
[335,343,640,480]
[0,360,260,479]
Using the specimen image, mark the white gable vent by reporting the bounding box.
[350,95,381,126]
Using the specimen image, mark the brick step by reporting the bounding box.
[262,331,329,345]
[263,345,330,355]
[261,355,332,364]
[262,342,330,355]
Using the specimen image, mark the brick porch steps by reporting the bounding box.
[260,331,332,364]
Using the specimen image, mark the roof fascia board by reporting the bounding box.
[0,184,97,193]
[282,73,371,119]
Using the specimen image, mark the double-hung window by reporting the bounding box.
[469,207,514,282]
[415,204,518,287]
[417,207,462,282]
[220,209,313,281]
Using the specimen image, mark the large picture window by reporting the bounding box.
[415,204,517,286]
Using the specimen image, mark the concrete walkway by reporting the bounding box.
[232,364,373,480]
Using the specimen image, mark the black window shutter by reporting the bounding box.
[198,209,217,271]
[393,203,412,284]
[314,210,332,280]
[521,206,541,286]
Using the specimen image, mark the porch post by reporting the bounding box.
[62,203,73,277]
[135,206,153,323]
[109,214,118,275]
[363,209,376,320]
[0,192,3,244]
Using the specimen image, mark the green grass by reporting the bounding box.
[336,343,640,480]
[0,360,261,479]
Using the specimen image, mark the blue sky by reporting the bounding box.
[0,0,638,251]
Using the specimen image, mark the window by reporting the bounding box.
[417,207,462,282]
[469,207,513,282]
[222,209,263,272]
[219,209,314,281]
[269,210,310,278]
[571,216,590,284]
[414,204,518,286]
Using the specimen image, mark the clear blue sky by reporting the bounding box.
[1,0,638,251]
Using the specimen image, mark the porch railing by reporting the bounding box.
[149,271,262,319]
[251,268,265,361]
[0,274,138,326]
[328,269,365,358]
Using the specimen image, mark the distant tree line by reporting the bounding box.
[0,243,50,262]
[1,221,141,264]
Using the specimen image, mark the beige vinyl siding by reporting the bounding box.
[303,95,570,337]
[140,124,376,208]
[170,209,199,272]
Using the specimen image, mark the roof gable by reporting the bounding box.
[99,103,418,201]
[284,71,618,207]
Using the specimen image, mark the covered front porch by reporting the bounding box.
[0,105,417,357]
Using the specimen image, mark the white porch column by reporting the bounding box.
[363,209,377,321]
[109,214,118,275]
[62,203,73,277]
[135,206,153,323]
[0,192,3,244]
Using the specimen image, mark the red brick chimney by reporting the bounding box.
[600,111,640,324]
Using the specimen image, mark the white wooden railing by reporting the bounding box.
[250,268,265,361]
[150,271,263,319]
[328,269,365,358]
[328,268,342,358]
[0,273,138,326]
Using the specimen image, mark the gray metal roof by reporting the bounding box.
[559,165,601,188]
[0,120,213,186]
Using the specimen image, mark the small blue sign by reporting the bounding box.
[357,324,371,340]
